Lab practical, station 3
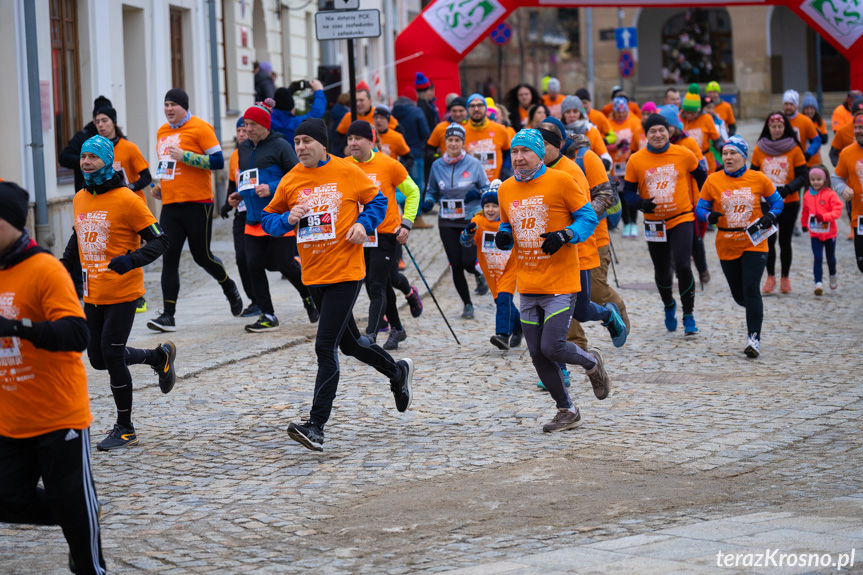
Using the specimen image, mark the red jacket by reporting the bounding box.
[800,187,844,241]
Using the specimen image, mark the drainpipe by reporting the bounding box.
[23,0,53,247]
[207,0,221,143]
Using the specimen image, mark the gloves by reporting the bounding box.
[707,211,723,225]
[465,222,477,235]
[776,186,790,199]
[494,230,513,250]
[421,199,435,213]
[220,203,232,219]
[756,212,777,230]
[637,197,657,214]
[804,151,812,161]
[540,229,573,255]
[465,189,481,203]
[0,316,18,337]
[108,255,135,275]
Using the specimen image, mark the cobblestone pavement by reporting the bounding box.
[2,192,862,574]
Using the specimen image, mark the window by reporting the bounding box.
[50,0,81,176]
[170,7,185,89]
[661,9,733,84]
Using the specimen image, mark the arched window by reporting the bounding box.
[661,9,733,85]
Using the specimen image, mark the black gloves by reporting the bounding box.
[707,211,723,225]
[494,230,513,250]
[540,229,573,255]
[776,186,790,199]
[220,203,232,219]
[108,255,134,275]
[756,212,777,230]
[465,222,477,235]
[0,316,17,337]
[465,189,481,203]
[636,197,657,214]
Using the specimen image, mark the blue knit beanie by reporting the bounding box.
[466,93,486,109]
[801,92,818,112]
[659,105,684,130]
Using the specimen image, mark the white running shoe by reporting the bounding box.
[814,282,823,296]
[829,275,838,290]
[744,333,760,358]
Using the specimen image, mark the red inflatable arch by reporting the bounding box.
[396,0,863,114]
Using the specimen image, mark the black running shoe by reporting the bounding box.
[287,420,324,452]
[225,280,243,316]
[245,314,280,333]
[509,332,523,348]
[383,328,407,350]
[406,286,423,318]
[96,424,138,451]
[303,297,319,323]
[241,302,261,317]
[490,333,510,350]
[147,311,176,333]
[391,358,414,412]
[154,341,177,394]
[475,274,490,296]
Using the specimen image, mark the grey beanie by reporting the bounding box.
[561,95,584,115]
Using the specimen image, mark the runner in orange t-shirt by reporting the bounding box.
[372,105,414,170]
[829,100,863,167]
[801,92,828,166]
[335,89,398,137]
[705,82,736,136]
[560,95,613,170]
[464,94,511,181]
[782,90,822,168]
[495,128,610,433]
[833,115,863,273]
[575,88,613,137]
[607,96,645,237]
[696,136,783,357]
[150,88,243,332]
[261,118,414,452]
[624,113,708,335]
[58,136,176,452]
[0,181,107,574]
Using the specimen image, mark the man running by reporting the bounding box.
[833,115,863,273]
[782,90,822,168]
[464,93,511,182]
[261,119,414,452]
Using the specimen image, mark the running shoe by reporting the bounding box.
[744,333,761,358]
[303,297,319,323]
[664,301,678,332]
[461,303,474,319]
[542,407,583,433]
[245,314,280,333]
[241,302,261,317]
[398,258,407,271]
[537,369,570,390]
[287,420,324,452]
[586,348,611,400]
[154,341,177,394]
[383,328,407,350]
[97,424,138,451]
[365,332,377,345]
[780,277,792,294]
[224,280,244,316]
[377,318,390,333]
[602,302,627,348]
[762,275,776,294]
[830,275,838,290]
[699,269,710,286]
[490,333,510,351]
[509,332,523,348]
[147,311,176,333]
[683,314,698,336]
[475,274,490,296]
[814,282,823,296]
[406,286,423,318]
[391,358,414,412]
[135,296,148,314]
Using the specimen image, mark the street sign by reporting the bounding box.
[615,27,637,50]
[331,0,359,9]
[489,22,512,45]
[599,28,616,42]
[619,50,635,78]
[315,9,381,41]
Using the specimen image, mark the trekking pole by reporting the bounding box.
[608,235,620,264]
[607,239,620,288]
[404,244,461,345]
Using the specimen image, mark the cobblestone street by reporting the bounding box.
[2,208,862,574]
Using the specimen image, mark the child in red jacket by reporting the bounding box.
[800,165,844,295]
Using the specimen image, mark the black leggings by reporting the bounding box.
[0,428,105,574]
[720,250,767,336]
[766,200,798,277]
[245,234,308,316]
[85,301,160,428]
[364,233,411,334]
[160,202,233,315]
[439,226,479,306]
[855,227,863,273]
[232,211,255,303]
[646,220,695,315]
[308,281,400,427]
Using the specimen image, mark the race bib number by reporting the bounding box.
[82,268,89,298]
[644,221,667,243]
[237,200,247,213]
[363,230,378,248]
[474,151,497,171]
[113,163,130,186]
[297,211,336,243]
[0,336,21,363]
[613,162,626,177]
[238,168,258,192]
[481,230,504,253]
[808,215,830,234]
[441,199,466,220]
[746,220,777,246]
[857,216,863,236]
[156,159,176,181]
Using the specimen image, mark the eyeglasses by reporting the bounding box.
[468,103,486,109]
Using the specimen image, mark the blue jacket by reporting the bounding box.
[271,90,327,150]
[392,97,431,157]
[237,131,298,225]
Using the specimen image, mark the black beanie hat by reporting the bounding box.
[448,97,467,110]
[92,96,113,118]
[273,87,295,112]
[346,120,375,142]
[295,118,328,147]
[165,88,190,111]
[0,182,30,231]
[575,88,591,102]
[93,104,117,125]
[643,113,670,132]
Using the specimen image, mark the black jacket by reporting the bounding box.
[59,122,98,191]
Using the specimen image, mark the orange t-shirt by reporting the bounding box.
[112,138,149,204]
[625,145,699,230]
[832,121,855,153]
[543,94,565,118]
[832,105,853,133]
[699,169,776,260]
[788,113,820,167]
[0,252,92,438]
[681,113,720,172]
[228,149,240,183]
[550,156,600,270]
[834,143,863,223]
[751,145,806,204]
[336,107,398,135]
[156,115,221,204]
[714,101,736,127]
[351,151,409,235]
[464,120,511,181]
[73,186,157,305]
[602,101,642,119]
[675,135,705,207]
[377,129,410,160]
[608,115,644,177]
[264,155,380,285]
[586,127,609,157]
[578,149,612,247]
[469,213,516,298]
[427,121,452,154]
[588,108,612,137]
[518,106,530,127]
[498,168,587,294]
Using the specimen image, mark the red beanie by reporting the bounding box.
[400,86,418,102]
[356,81,370,91]
[243,103,272,130]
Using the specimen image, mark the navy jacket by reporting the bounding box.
[392,98,431,157]
[237,131,298,225]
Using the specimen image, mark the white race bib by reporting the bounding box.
[82,268,89,297]
[613,162,626,177]
[297,211,336,243]
[156,159,176,181]
[0,336,22,362]
[238,168,258,193]
[644,221,667,243]
[481,230,504,253]
[237,200,247,213]
[746,220,777,246]
[363,230,378,248]
[441,199,466,220]
[857,215,863,236]
[808,215,830,234]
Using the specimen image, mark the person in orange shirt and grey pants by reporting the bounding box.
[0,182,106,574]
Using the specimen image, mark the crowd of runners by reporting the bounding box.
[2,67,863,573]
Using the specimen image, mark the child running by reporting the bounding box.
[800,165,843,295]
[459,180,522,350]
